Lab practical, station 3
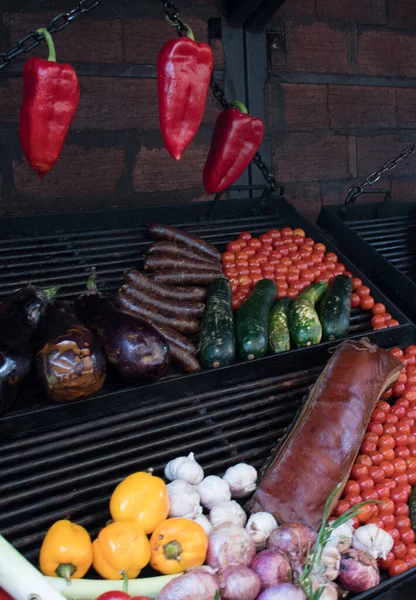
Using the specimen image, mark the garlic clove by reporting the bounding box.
[209,500,247,529]
[223,463,257,498]
[167,479,202,519]
[197,475,231,510]
[164,452,204,485]
[246,511,278,551]
[352,523,394,560]
[193,514,213,536]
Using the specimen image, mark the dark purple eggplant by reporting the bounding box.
[76,276,170,383]
[0,285,57,415]
[36,301,107,403]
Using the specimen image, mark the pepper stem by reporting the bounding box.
[165,17,195,41]
[121,572,129,594]
[36,28,56,62]
[41,286,60,303]
[56,563,76,583]
[228,101,248,114]
[163,540,183,561]
[86,268,98,295]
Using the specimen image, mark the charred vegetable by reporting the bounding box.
[36,301,107,402]
[76,274,170,383]
[0,286,57,415]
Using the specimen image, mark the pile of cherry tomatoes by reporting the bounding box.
[222,228,399,330]
[335,345,416,578]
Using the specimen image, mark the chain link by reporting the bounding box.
[345,142,416,205]
[0,0,102,71]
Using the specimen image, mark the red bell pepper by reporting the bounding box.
[157,28,213,161]
[19,28,80,178]
[203,102,264,194]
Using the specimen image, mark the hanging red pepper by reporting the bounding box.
[157,26,213,161]
[203,102,264,194]
[19,28,80,178]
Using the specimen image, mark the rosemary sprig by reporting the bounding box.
[299,483,383,600]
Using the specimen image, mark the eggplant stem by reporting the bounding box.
[86,268,98,295]
[41,286,60,303]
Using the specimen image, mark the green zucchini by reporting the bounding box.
[199,277,235,369]
[319,274,353,341]
[268,297,293,354]
[288,281,328,348]
[235,279,277,360]
[410,486,416,532]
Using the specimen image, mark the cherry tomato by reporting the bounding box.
[379,499,395,515]
[392,457,408,474]
[356,285,371,298]
[378,550,395,570]
[395,502,410,516]
[247,238,262,249]
[370,452,384,467]
[393,540,407,559]
[409,443,416,457]
[396,516,412,529]
[387,319,400,328]
[375,483,390,499]
[239,231,252,241]
[372,314,387,328]
[349,293,360,309]
[403,390,416,402]
[293,228,306,238]
[268,229,281,239]
[381,447,396,461]
[245,247,257,258]
[393,472,409,486]
[367,516,385,529]
[384,423,398,435]
[379,433,395,448]
[357,503,373,523]
[406,542,416,556]
[356,454,373,467]
[380,461,395,478]
[361,488,379,502]
[364,432,379,443]
[386,527,401,542]
[324,252,338,263]
[373,302,387,315]
[344,492,363,507]
[384,478,397,490]
[391,485,411,504]
[343,480,361,496]
[390,347,405,359]
[386,414,399,424]
[404,554,416,568]
[360,440,377,454]
[407,456,416,471]
[357,475,375,490]
[388,559,408,577]
[381,513,396,528]
[361,296,375,311]
[396,446,411,459]
[281,227,293,238]
[391,404,407,418]
[394,433,410,447]
[368,465,385,482]
[368,421,385,435]
[382,389,393,400]
[351,463,368,479]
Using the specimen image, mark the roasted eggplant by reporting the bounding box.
[36,301,107,402]
[76,276,170,383]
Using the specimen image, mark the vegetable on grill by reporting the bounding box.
[36,301,106,402]
[288,281,328,348]
[268,298,293,354]
[199,277,235,369]
[150,518,208,575]
[39,520,92,582]
[319,274,353,341]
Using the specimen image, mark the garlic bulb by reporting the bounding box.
[246,512,278,550]
[209,500,247,529]
[193,514,213,536]
[352,523,394,559]
[223,463,257,498]
[197,476,231,509]
[167,479,202,519]
[320,545,341,581]
[164,452,204,485]
[326,519,354,552]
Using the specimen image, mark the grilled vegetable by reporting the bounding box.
[148,223,221,262]
[0,286,57,415]
[124,270,207,302]
[319,275,353,341]
[39,520,92,582]
[199,277,235,369]
[235,279,277,361]
[147,242,219,265]
[36,301,106,402]
[119,283,204,319]
[144,255,222,274]
[268,298,293,354]
[288,282,328,348]
[76,275,169,383]
[150,518,208,575]
[152,269,221,287]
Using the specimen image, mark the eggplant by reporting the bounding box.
[76,277,170,383]
[36,301,107,402]
[0,286,57,415]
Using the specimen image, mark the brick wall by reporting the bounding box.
[267,0,416,221]
[0,0,223,216]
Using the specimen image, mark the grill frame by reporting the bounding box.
[318,200,416,322]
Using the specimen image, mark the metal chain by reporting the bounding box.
[345,143,416,205]
[161,0,278,193]
[0,0,102,71]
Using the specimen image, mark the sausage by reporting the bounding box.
[148,223,221,262]
[152,269,221,287]
[147,242,220,265]
[168,341,201,373]
[120,283,205,319]
[124,270,207,302]
[117,292,200,335]
[247,339,403,530]
[144,255,223,274]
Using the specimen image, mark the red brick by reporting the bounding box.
[389,0,416,30]
[0,79,21,122]
[281,83,328,130]
[123,17,223,68]
[397,89,416,128]
[133,145,209,193]
[358,31,416,78]
[272,0,316,21]
[3,14,124,64]
[284,184,322,223]
[316,0,386,25]
[391,180,416,202]
[13,146,125,198]
[275,133,350,182]
[357,135,416,178]
[328,85,396,128]
[272,22,349,74]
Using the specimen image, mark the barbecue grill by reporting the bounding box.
[1,191,415,600]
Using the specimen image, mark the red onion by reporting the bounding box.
[157,570,219,600]
[338,549,380,593]
[267,522,317,561]
[256,583,306,600]
[250,549,292,589]
[218,566,261,600]
[207,522,256,570]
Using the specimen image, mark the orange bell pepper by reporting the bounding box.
[92,521,151,580]
[150,518,208,575]
[39,519,92,581]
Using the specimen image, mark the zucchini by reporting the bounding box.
[288,281,328,348]
[410,485,416,532]
[268,297,293,354]
[199,277,235,369]
[235,279,277,360]
[319,274,353,341]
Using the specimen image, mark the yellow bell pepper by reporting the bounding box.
[39,519,92,582]
[110,471,169,534]
[150,518,208,575]
[92,521,151,580]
